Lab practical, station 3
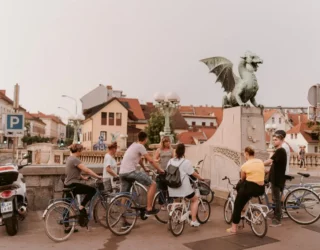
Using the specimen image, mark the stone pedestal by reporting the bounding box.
[185,107,269,192]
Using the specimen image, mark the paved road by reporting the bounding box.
[1,205,320,250]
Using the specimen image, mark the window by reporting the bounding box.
[279,118,282,124]
[291,134,293,139]
[210,122,214,127]
[295,134,297,139]
[116,113,122,126]
[101,112,107,125]
[192,121,196,126]
[100,131,107,141]
[315,146,318,153]
[272,117,275,124]
[109,112,114,126]
[202,122,206,126]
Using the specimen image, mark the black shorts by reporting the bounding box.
[186,192,195,199]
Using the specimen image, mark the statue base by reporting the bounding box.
[185,106,269,190]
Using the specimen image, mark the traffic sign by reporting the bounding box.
[5,113,25,137]
[308,84,320,107]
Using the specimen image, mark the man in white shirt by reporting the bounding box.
[119,131,164,217]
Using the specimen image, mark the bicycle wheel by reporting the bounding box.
[93,195,110,228]
[168,207,185,237]
[107,195,138,236]
[224,199,233,224]
[285,188,320,225]
[197,199,211,224]
[250,207,268,238]
[153,191,171,224]
[44,201,76,242]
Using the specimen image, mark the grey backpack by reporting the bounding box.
[165,159,185,188]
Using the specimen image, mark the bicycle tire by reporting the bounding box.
[250,207,268,238]
[107,194,138,236]
[284,187,320,225]
[93,195,109,228]
[223,199,233,224]
[168,207,185,237]
[44,201,76,242]
[153,191,171,224]
[197,199,211,224]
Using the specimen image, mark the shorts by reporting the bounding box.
[119,170,152,192]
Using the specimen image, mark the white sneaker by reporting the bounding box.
[190,220,200,227]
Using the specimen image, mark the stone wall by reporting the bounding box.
[20,165,104,211]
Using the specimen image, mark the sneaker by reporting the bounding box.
[145,209,159,216]
[269,219,282,227]
[190,221,200,227]
[282,210,288,218]
[121,222,131,230]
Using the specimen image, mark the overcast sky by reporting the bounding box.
[0,0,317,119]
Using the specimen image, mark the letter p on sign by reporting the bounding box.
[9,116,19,129]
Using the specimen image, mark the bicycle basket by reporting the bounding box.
[199,181,211,196]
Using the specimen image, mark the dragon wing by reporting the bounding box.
[200,57,239,93]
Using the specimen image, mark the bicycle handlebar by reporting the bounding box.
[222,176,236,188]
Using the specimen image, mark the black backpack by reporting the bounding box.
[165,160,185,188]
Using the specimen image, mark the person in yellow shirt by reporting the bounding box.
[227,146,265,233]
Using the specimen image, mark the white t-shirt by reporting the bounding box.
[167,158,195,198]
[282,142,290,175]
[119,142,147,174]
[103,153,117,180]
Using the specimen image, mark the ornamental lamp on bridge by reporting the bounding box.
[266,123,277,149]
[154,92,180,143]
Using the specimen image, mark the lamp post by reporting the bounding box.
[266,124,278,149]
[62,95,78,115]
[154,92,180,143]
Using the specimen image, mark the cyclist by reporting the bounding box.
[167,143,204,227]
[64,144,102,232]
[103,142,120,192]
[226,146,265,234]
[119,131,165,218]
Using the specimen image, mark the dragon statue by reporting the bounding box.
[201,51,263,108]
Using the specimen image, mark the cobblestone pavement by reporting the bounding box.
[0,205,320,250]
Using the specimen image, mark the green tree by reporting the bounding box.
[144,111,175,145]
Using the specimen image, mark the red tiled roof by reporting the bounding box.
[263,109,277,123]
[25,112,47,126]
[201,127,217,139]
[287,122,318,143]
[179,106,223,125]
[119,98,145,120]
[0,90,26,111]
[177,131,206,145]
[287,113,308,126]
[31,112,65,125]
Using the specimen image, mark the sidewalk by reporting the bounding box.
[1,205,319,250]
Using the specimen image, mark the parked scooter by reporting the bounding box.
[0,154,30,236]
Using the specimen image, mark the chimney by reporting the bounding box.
[205,104,208,107]
[106,85,113,90]
[0,90,5,95]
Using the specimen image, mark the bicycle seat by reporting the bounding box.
[62,186,76,192]
[297,172,310,178]
[285,175,295,181]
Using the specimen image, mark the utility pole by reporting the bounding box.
[12,83,20,163]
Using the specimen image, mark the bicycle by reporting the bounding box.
[258,175,320,225]
[106,169,172,236]
[167,178,211,236]
[222,176,269,238]
[42,177,115,242]
[194,159,215,203]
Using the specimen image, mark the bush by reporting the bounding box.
[21,136,52,145]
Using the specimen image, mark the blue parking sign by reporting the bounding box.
[6,114,24,132]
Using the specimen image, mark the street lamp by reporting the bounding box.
[154,92,180,142]
[266,123,278,149]
[58,106,71,115]
[62,95,78,115]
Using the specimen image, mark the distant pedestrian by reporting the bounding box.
[299,146,306,170]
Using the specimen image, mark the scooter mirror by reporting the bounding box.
[22,153,29,159]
